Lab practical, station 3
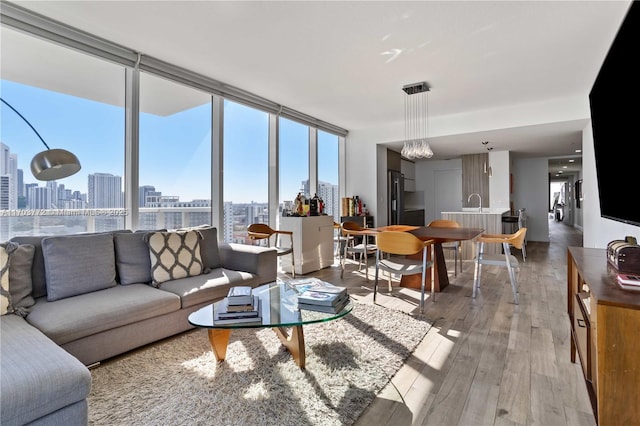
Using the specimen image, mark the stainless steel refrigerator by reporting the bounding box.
[388,170,404,225]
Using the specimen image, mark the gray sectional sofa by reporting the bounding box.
[0,226,276,426]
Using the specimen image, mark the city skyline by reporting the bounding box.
[1,80,338,204]
[0,142,337,210]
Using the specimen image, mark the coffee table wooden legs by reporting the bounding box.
[208,329,231,362]
[207,326,306,368]
[274,325,306,369]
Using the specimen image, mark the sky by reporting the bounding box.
[1,80,338,204]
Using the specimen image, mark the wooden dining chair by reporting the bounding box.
[247,223,295,277]
[472,227,527,304]
[374,231,436,312]
[340,221,376,281]
[427,219,462,276]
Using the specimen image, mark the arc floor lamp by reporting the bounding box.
[1,97,81,181]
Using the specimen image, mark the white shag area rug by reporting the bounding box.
[88,302,432,426]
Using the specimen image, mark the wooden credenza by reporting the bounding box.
[567,247,640,425]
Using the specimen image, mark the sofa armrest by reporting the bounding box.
[218,243,277,284]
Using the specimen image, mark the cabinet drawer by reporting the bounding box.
[573,292,591,381]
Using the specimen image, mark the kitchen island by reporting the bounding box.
[441,208,510,258]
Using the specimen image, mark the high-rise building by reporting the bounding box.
[139,185,156,207]
[0,143,18,210]
[318,180,339,221]
[0,175,10,210]
[223,201,234,243]
[28,186,52,209]
[88,173,123,208]
[24,183,38,208]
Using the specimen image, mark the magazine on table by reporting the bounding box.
[288,278,347,297]
[297,290,349,307]
[298,296,350,314]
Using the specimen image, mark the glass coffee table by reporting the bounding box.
[188,281,353,369]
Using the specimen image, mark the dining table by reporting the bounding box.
[361,224,485,292]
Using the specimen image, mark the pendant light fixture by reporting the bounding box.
[401,81,433,160]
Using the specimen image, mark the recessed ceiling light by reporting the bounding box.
[563,166,568,169]
[575,149,582,153]
[569,159,575,163]
[558,170,563,173]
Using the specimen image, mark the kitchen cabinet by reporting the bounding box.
[568,247,640,425]
[401,159,416,192]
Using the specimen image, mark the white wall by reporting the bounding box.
[489,150,510,210]
[582,122,640,247]
[512,157,550,242]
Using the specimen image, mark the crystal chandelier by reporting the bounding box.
[400,82,433,160]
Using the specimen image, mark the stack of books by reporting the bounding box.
[291,278,350,313]
[616,274,640,292]
[214,286,262,324]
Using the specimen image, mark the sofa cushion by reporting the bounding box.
[0,314,92,425]
[42,233,117,301]
[9,236,48,299]
[26,284,181,345]
[114,232,152,285]
[147,230,204,286]
[158,267,256,308]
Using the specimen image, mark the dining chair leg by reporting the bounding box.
[431,257,436,304]
[453,248,458,276]
[503,243,519,305]
[420,248,427,312]
[373,251,380,303]
[472,241,483,298]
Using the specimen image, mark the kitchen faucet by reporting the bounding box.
[468,193,482,212]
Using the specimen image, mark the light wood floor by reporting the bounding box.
[300,219,595,426]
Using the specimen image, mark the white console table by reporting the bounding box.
[278,215,334,275]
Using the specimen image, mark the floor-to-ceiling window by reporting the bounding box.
[317,130,340,222]
[138,72,212,230]
[279,117,310,215]
[0,27,125,240]
[222,100,269,243]
[1,7,346,241]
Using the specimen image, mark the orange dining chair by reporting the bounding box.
[374,231,436,312]
[472,227,527,304]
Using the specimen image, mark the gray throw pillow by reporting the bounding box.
[9,236,48,299]
[8,243,36,315]
[42,233,117,301]
[194,226,221,270]
[114,232,152,285]
[0,242,36,316]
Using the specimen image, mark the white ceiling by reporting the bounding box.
[3,0,633,172]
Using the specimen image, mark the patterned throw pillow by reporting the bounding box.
[1,243,11,315]
[146,230,204,286]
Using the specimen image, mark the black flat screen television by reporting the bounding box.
[589,1,639,227]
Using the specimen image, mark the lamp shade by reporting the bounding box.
[30,148,81,181]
